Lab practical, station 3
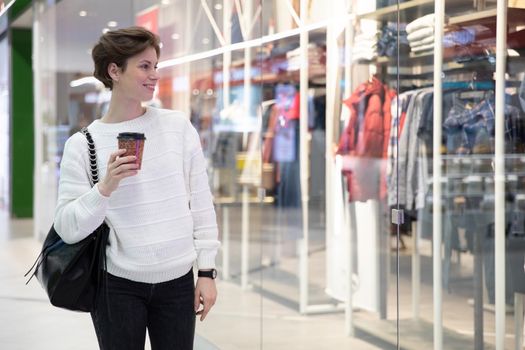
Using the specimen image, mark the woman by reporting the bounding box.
[54,26,220,349]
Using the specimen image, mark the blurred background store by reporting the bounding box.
[2,0,525,349]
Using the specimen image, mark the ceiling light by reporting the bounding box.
[202,38,210,45]
[79,10,87,17]
[161,0,170,4]
[107,21,118,27]
[214,4,223,10]
[102,28,110,34]
[70,76,102,88]
[171,33,180,40]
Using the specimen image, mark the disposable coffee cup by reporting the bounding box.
[117,132,146,170]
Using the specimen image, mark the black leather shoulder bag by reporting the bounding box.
[25,127,109,312]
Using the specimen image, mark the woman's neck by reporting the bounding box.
[101,95,146,123]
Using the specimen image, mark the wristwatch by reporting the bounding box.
[198,269,217,279]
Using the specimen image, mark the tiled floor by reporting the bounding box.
[0,214,380,350]
[3,207,521,349]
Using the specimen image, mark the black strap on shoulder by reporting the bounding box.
[80,127,99,185]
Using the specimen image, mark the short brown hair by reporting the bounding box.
[92,26,161,89]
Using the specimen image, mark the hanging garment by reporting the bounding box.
[337,77,395,202]
[271,84,298,162]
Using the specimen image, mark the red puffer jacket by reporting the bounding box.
[337,77,395,202]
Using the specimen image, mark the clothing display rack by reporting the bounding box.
[331,1,525,349]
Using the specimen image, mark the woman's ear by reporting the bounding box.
[108,63,120,82]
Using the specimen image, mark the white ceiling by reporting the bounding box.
[58,0,135,73]
[36,0,135,73]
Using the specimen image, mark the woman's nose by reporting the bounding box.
[150,70,160,80]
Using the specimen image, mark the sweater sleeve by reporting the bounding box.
[54,133,110,244]
[183,120,220,270]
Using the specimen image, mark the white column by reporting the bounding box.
[221,0,232,282]
[33,7,43,240]
[299,0,310,314]
[223,0,232,108]
[433,1,444,349]
[343,6,354,335]
[495,0,508,348]
[240,0,253,291]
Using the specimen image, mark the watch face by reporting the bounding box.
[212,269,217,278]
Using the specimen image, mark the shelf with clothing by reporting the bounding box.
[358,0,498,22]
[449,6,525,25]
[353,4,525,80]
[335,0,525,348]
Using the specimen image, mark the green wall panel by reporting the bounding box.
[8,0,32,23]
[11,28,33,217]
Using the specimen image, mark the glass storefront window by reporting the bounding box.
[31,0,525,348]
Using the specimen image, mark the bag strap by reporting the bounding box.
[24,127,106,287]
[80,127,99,185]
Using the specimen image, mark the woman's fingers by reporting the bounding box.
[108,149,127,165]
[108,152,137,172]
[101,150,139,197]
[109,163,138,177]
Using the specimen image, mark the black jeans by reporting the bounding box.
[91,269,196,350]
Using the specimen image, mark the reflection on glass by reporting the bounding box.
[30,0,525,348]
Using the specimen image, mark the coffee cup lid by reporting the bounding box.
[117,132,146,140]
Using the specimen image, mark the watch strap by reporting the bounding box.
[198,269,217,279]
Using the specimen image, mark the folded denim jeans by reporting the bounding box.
[444,97,520,153]
[443,28,476,47]
[377,23,409,57]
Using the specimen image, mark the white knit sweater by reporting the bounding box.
[54,107,220,283]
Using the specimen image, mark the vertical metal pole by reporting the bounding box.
[433,1,444,349]
[222,206,231,280]
[325,14,335,331]
[474,226,484,349]
[222,0,232,282]
[223,0,232,108]
[344,189,354,336]
[33,4,43,240]
[299,0,310,314]
[241,186,250,289]
[240,0,253,291]
[412,218,420,320]
[343,3,354,335]
[515,294,524,350]
[495,0,508,348]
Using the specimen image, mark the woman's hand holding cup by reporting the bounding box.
[98,149,139,197]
